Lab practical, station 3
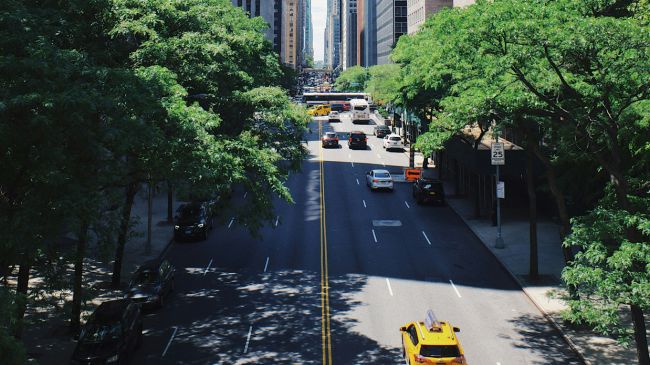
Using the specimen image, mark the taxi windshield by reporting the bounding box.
[419,345,461,358]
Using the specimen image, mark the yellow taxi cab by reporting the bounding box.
[307,104,331,117]
[400,310,467,364]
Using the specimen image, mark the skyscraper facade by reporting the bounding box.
[356,0,365,66]
[341,0,358,69]
[407,0,452,34]
[281,0,304,69]
[231,0,280,52]
[304,0,314,63]
[376,0,407,65]
[363,0,377,66]
[325,0,342,69]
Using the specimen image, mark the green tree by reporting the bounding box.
[334,66,369,92]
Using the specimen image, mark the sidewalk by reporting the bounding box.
[23,187,177,364]
[441,181,639,365]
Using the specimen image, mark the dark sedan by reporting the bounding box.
[125,259,175,308]
[412,178,445,205]
[71,299,142,365]
[374,125,391,138]
[174,202,213,241]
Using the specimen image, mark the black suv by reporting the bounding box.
[412,178,445,205]
[374,125,391,138]
[71,299,143,365]
[174,202,214,241]
[125,259,175,308]
[348,131,367,150]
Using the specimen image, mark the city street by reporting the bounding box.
[130,113,583,364]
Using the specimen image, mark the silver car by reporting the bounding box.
[366,169,394,191]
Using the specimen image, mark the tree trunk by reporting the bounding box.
[13,253,31,339]
[112,182,138,289]
[167,181,173,223]
[529,143,573,265]
[70,222,89,334]
[422,157,429,169]
[630,304,650,365]
[526,140,539,280]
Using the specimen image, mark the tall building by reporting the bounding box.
[407,0,452,34]
[363,0,377,66]
[341,0,358,69]
[281,0,304,69]
[231,0,281,53]
[304,0,314,63]
[356,0,365,66]
[376,0,407,65]
[324,0,342,69]
[232,0,307,69]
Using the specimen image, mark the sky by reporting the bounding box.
[312,0,327,62]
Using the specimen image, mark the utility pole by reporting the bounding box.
[492,131,505,248]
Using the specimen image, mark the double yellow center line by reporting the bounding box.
[318,120,333,364]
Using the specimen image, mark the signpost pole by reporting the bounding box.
[494,131,505,249]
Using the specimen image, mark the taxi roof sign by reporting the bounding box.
[424,309,442,332]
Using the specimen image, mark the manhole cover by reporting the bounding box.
[372,220,402,227]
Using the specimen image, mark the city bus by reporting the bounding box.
[349,98,370,124]
[303,92,373,106]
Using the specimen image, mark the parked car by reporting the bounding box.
[348,131,368,150]
[383,134,404,151]
[374,125,391,138]
[71,299,143,365]
[366,169,394,191]
[174,202,213,241]
[328,111,341,123]
[413,177,445,205]
[125,259,175,308]
[321,132,340,148]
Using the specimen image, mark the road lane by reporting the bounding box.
[322,113,581,364]
[129,113,581,365]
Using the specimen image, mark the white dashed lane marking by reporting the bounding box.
[450,280,462,298]
[422,231,432,245]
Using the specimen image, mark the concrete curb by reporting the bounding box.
[445,197,590,365]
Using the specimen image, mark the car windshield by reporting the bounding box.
[177,205,201,219]
[421,181,443,190]
[351,133,365,139]
[354,106,366,111]
[133,269,159,284]
[390,136,401,141]
[80,322,122,343]
[374,172,390,178]
[325,133,337,138]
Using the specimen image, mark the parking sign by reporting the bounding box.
[491,143,505,165]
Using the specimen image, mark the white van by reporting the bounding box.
[349,98,370,124]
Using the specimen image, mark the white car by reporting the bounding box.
[383,134,404,151]
[366,169,394,191]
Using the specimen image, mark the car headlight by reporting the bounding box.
[107,354,119,363]
[174,225,180,230]
[198,223,205,228]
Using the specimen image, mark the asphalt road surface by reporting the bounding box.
[131,112,582,364]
